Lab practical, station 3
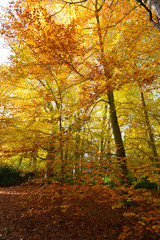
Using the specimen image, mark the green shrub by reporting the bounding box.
[102,175,157,190]
[102,176,117,188]
[134,176,157,190]
[0,164,35,187]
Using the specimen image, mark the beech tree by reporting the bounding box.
[0,2,160,239]
[0,0,159,190]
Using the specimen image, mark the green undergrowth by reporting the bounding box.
[0,164,158,190]
[0,164,35,187]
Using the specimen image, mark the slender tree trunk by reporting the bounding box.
[140,91,159,162]
[45,101,57,182]
[140,88,160,194]
[59,104,65,183]
[46,145,55,182]
[100,105,111,171]
[95,4,128,187]
[18,153,24,168]
[32,153,37,170]
[75,133,81,176]
[106,119,111,170]
[100,105,108,163]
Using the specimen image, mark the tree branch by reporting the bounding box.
[137,0,160,30]
[60,0,87,4]
[48,3,67,20]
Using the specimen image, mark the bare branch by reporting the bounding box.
[60,0,87,4]
[137,0,160,30]
[48,3,67,20]
[102,5,140,31]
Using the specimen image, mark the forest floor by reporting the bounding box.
[0,183,159,240]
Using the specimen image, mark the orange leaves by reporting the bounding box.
[123,212,136,217]
[118,187,160,239]
[1,1,80,70]
[0,183,159,239]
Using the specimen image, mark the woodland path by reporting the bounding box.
[0,184,124,240]
[0,184,159,240]
[0,185,66,240]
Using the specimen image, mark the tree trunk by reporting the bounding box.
[141,91,159,160]
[95,4,128,187]
[100,105,108,163]
[100,104,111,171]
[75,133,81,176]
[59,104,65,183]
[46,145,55,182]
[107,90,128,185]
[140,88,160,194]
